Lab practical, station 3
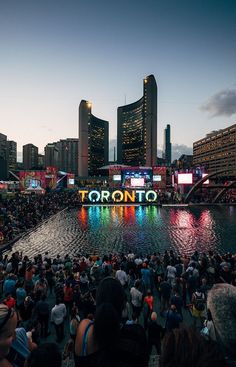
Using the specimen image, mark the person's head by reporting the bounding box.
[207,283,236,359]
[94,277,126,348]
[160,327,227,367]
[26,343,61,367]
[151,312,157,321]
[0,304,17,358]
[147,289,152,296]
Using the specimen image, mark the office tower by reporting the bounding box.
[7,140,17,172]
[117,75,157,166]
[78,100,109,176]
[0,133,8,180]
[193,124,236,173]
[163,124,172,165]
[23,144,39,170]
[44,143,59,168]
[38,154,45,169]
[57,138,78,175]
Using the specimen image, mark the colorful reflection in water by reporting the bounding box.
[9,206,236,258]
[75,206,236,256]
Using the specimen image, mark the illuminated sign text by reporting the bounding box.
[78,189,159,203]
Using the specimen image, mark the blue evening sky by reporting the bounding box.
[0,0,236,159]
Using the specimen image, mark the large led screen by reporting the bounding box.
[113,175,121,181]
[131,178,145,187]
[177,173,193,185]
[153,175,162,182]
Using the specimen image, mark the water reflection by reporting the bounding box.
[8,206,236,258]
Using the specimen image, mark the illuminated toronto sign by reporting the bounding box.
[78,189,159,203]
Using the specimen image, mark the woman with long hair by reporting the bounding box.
[74,277,148,367]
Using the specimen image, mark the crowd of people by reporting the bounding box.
[0,191,80,244]
[0,247,235,367]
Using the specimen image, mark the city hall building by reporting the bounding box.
[78,100,109,177]
[117,75,157,167]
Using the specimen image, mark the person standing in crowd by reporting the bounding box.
[69,306,80,341]
[207,283,236,364]
[0,304,18,367]
[159,279,172,315]
[191,288,206,328]
[141,262,152,294]
[74,277,148,367]
[63,281,73,315]
[143,289,154,330]
[166,260,177,286]
[3,274,16,298]
[130,280,143,319]
[15,282,27,311]
[147,312,164,358]
[170,288,183,321]
[160,328,227,367]
[51,299,67,343]
[33,294,50,338]
[165,304,182,332]
[115,264,128,287]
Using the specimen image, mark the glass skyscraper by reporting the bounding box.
[117,75,157,166]
[78,100,109,177]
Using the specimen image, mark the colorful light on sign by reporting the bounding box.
[78,189,159,203]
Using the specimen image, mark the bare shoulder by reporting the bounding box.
[75,318,93,355]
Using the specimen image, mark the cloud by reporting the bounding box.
[172,144,192,161]
[201,89,236,117]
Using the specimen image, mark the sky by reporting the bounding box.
[0,0,236,161]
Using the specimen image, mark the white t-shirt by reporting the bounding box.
[115,269,128,286]
[130,287,143,307]
[166,265,177,279]
[51,303,67,325]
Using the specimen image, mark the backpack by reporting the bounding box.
[194,292,205,311]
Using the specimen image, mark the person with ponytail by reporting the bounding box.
[74,277,148,367]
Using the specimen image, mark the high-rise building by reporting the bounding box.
[117,75,157,166]
[193,124,236,172]
[79,100,109,176]
[38,154,45,169]
[0,133,8,180]
[44,143,59,168]
[57,138,78,175]
[163,124,172,165]
[23,144,38,170]
[7,140,17,172]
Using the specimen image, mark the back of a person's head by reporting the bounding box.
[96,277,125,318]
[207,283,236,359]
[26,343,61,367]
[94,277,126,348]
[160,327,227,367]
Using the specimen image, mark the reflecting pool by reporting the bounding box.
[9,206,236,257]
